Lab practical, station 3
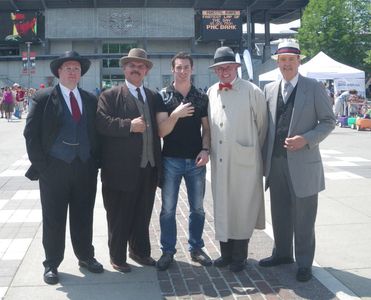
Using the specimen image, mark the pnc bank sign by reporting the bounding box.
[201,10,242,41]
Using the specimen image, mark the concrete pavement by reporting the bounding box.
[0,116,370,299]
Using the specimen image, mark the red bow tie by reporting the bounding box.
[219,82,232,90]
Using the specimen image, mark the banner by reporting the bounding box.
[22,51,36,74]
[334,78,365,97]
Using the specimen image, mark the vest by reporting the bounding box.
[49,98,91,163]
[272,83,298,158]
[132,92,155,168]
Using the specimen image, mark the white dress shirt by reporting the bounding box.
[59,83,83,114]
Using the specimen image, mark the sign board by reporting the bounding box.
[0,11,43,44]
[200,10,242,41]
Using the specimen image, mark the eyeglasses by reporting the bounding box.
[60,66,81,73]
[215,65,235,73]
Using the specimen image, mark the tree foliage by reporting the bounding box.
[298,0,370,72]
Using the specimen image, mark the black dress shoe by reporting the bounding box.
[111,261,132,273]
[78,258,104,273]
[129,253,156,266]
[44,267,59,285]
[213,256,232,268]
[296,267,312,282]
[259,256,294,267]
[156,253,174,271]
[190,249,212,266]
[229,260,246,273]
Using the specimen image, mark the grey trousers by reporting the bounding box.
[268,155,318,268]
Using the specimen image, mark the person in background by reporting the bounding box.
[259,39,335,282]
[2,87,14,122]
[208,46,268,272]
[155,52,211,271]
[96,48,162,273]
[24,51,103,285]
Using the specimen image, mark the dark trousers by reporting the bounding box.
[102,165,157,265]
[39,157,98,268]
[269,155,318,268]
[220,239,249,262]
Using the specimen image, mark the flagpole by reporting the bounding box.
[25,42,32,90]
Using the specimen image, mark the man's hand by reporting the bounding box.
[171,102,194,119]
[195,149,209,167]
[285,135,308,151]
[131,115,147,133]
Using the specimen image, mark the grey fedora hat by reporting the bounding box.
[209,46,241,68]
[119,48,153,69]
[50,51,91,78]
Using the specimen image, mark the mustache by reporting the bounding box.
[130,71,141,76]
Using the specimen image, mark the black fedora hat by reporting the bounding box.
[209,46,241,69]
[50,51,91,78]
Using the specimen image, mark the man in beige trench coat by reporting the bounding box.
[207,46,267,272]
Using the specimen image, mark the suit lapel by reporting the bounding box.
[289,75,307,134]
[269,81,280,126]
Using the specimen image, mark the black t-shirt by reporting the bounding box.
[155,84,208,159]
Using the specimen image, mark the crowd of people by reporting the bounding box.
[22,39,336,287]
[0,83,39,121]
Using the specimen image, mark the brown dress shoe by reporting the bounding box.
[129,253,156,266]
[111,261,131,273]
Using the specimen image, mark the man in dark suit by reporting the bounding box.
[259,40,336,282]
[96,48,161,273]
[24,51,103,285]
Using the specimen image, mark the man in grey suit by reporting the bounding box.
[259,40,336,282]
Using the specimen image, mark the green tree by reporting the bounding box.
[298,0,370,71]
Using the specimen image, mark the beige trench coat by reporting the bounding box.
[207,78,267,242]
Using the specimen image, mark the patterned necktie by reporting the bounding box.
[136,87,144,103]
[219,82,232,90]
[283,82,293,103]
[69,91,81,122]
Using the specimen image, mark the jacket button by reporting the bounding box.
[219,140,222,144]
[219,122,223,127]
[219,158,222,162]
[222,105,226,109]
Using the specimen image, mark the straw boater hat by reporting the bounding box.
[209,46,241,69]
[50,51,91,78]
[271,39,306,60]
[119,48,153,69]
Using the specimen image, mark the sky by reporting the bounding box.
[244,19,301,34]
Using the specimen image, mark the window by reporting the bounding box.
[102,43,137,68]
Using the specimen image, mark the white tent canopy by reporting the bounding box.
[259,51,365,82]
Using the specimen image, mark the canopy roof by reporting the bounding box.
[259,51,365,82]
[0,0,308,24]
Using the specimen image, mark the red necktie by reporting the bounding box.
[219,82,232,90]
[69,91,81,122]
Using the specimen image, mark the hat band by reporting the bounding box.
[214,55,236,64]
[275,47,301,55]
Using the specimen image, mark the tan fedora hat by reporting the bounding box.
[119,48,153,69]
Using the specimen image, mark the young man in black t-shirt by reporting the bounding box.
[155,52,211,271]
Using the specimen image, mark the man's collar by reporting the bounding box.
[125,79,143,90]
[282,73,299,87]
[59,83,78,95]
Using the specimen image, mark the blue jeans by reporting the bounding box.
[160,157,206,254]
